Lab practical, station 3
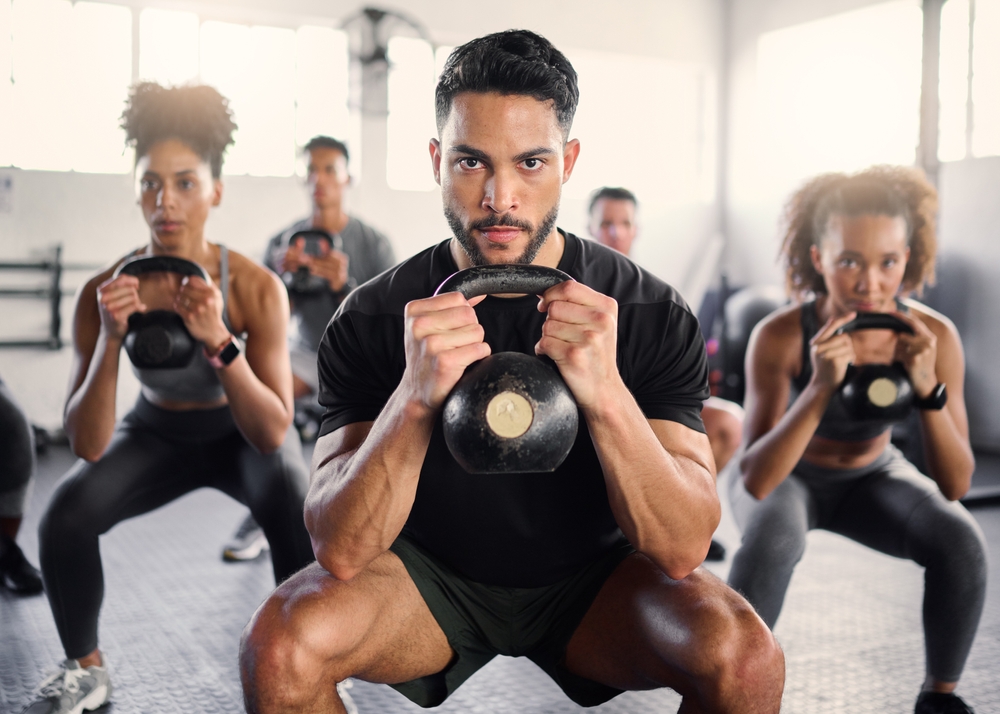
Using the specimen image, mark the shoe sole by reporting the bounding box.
[222,545,270,562]
[70,683,111,714]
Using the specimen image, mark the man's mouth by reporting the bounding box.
[478,227,521,244]
[156,220,182,232]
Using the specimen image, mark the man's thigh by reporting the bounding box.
[564,553,768,697]
[243,550,454,689]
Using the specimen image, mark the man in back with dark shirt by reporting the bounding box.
[240,30,783,713]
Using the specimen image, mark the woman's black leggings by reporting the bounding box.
[728,446,988,683]
[38,396,314,659]
[0,377,35,519]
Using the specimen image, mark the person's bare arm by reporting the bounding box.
[64,265,146,461]
[895,307,974,500]
[738,309,858,499]
[180,259,295,453]
[304,291,489,581]
[535,280,718,579]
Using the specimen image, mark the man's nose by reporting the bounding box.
[482,169,519,214]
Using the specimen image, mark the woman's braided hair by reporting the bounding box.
[780,165,938,301]
[120,82,237,178]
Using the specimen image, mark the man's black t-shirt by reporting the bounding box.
[317,232,709,588]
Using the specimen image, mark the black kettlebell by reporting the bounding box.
[835,312,916,421]
[281,229,336,294]
[113,255,210,370]
[435,264,578,474]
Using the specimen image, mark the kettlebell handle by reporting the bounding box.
[835,312,914,336]
[113,255,210,282]
[435,264,572,299]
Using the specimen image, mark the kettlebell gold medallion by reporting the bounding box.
[867,377,899,408]
[486,392,534,439]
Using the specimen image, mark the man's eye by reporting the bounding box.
[141,180,157,191]
[883,258,898,269]
[522,158,542,170]
[179,179,195,190]
[459,158,481,169]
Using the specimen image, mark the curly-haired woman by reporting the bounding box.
[727,166,986,714]
[21,82,313,714]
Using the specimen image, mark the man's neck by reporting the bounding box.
[311,206,350,235]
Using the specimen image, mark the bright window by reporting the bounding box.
[0,5,352,178]
[971,0,1000,157]
[295,26,357,177]
[0,0,13,167]
[939,0,971,162]
[566,51,716,205]
[7,0,131,173]
[139,8,199,87]
[386,36,437,191]
[201,22,297,177]
[755,1,923,188]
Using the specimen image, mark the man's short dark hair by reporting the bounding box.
[303,135,349,162]
[435,30,579,137]
[588,187,637,214]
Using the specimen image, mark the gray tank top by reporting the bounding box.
[130,246,234,404]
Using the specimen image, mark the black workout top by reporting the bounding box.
[317,231,709,588]
[130,245,235,404]
[790,299,907,442]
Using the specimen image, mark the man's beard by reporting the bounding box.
[445,204,559,267]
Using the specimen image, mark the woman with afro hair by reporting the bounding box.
[21,83,314,714]
[726,165,987,714]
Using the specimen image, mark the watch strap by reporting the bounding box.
[204,335,240,368]
[914,383,947,410]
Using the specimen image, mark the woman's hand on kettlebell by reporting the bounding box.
[535,280,621,411]
[175,276,229,348]
[402,292,490,412]
[892,310,939,398]
[96,274,147,341]
[808,311,858,392]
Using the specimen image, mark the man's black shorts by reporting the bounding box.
[387,534,636,708]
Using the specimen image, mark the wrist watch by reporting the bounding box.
[204,334,241,369]
[914,383,947,410]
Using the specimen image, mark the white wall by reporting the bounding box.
[0,0,725,430]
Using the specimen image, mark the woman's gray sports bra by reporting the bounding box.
[130,245,234,404]
[789,299,909,442]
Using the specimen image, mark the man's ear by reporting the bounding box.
[211,179,223,207]
[430,138,443,185]
[562,139,581,183]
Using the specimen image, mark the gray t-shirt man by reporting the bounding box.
[265,217,396,389]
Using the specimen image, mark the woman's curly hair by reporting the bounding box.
[120,82,237,178]
[779,165,938,301]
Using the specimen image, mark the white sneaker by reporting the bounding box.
[222,514,270,562]
[337,679,359,714]
[21,659,112,714]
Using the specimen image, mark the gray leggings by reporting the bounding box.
[727,446,988,682]
[0,378,35,518]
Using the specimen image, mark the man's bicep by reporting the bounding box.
[311,421,375,474]
[648,418,715,476]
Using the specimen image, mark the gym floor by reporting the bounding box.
[2,442,999,714]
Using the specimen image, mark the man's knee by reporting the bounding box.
[240,566,354,712]
[693,592,785,708]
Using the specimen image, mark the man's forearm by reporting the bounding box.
[585,384,720,580]
[305,391,436,580]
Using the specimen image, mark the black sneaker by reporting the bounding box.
[0,533,44,595]
[915,691,975,714]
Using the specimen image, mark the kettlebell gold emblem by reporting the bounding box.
[867,377,899,407]
[486,391,534,439]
